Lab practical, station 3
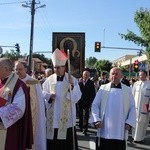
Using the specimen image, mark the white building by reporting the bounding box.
[112,54,149,78]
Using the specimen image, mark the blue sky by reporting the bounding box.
[0,0,149,61]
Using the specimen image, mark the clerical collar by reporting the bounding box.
[57,75,64,81]
[111,83,122,89]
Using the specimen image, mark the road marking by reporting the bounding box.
[89,140,95,150]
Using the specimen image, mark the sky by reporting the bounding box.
[0,0,149,61]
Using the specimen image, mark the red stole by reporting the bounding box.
[4,79,33,150]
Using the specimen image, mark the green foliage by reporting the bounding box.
[2,51,52,67]
[85,56,97,68]
[135,8,150,41]
[94,59,112,75]
[3,49,22,61]
[119,30,147,47]
[119,8,150,62]
[119,66,128,72]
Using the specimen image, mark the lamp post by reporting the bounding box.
[22,0,46,74]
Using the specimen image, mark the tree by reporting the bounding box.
[32,53,52,67]
[119,8,150,62]
[94,59,112,75]
[3,49,22,61]
[85,56,97,68]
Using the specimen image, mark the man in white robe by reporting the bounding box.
[90,67,136,150]
[0,58,33,150]
[40,68,53,85]
[14,61,46,150]
[42,49,82,150]
[132,70,150,143]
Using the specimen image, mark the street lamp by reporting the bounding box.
[22,0,46,74]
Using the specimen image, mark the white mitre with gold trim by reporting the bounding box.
[52,48,67,67]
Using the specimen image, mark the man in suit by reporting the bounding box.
[121,76,130,87]
[99,72,109,88]
[78,70,96,134]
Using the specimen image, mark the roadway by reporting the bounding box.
[76,120,150,150]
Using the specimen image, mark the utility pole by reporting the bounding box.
[29,0,35,75]
[22,0,45,74]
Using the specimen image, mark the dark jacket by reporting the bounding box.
[99,79,109,87]
[78,79,96,109]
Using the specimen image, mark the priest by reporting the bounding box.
[14,61,46,150]
[90,67,136,150]
[42,49,82,150]
[132,70,150,143]
[0,58,33,150]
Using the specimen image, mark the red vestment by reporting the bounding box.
[0,79,33,150]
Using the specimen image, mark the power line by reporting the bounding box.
[0,1,26,5]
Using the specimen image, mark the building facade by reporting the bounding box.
[112,54,149,78]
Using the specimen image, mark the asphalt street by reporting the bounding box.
[76,120,150,150]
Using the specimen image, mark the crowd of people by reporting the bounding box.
[0,49,150,150]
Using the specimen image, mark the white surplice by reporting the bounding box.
[132,80,150,141]
[22,74,46,150]
[42,73,81,139]
[90,82,136,140]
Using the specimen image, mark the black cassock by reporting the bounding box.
[47,127,78,150]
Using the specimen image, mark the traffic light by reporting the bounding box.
[95,42,101,52]
[133,60,139,72]
[15,43,20,53]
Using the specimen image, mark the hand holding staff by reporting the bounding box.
[67,49,76,150]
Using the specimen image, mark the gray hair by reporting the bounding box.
[0,58,13,71]
[45,68,52,73]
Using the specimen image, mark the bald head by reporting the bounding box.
[14,61,28,79]
[82,70,90,80]
[109,67,123,84]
